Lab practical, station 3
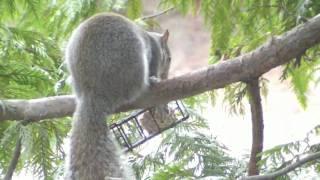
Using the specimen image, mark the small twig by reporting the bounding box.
[141,7,174,20]
[242,151,320,180]
[4,138,22,180]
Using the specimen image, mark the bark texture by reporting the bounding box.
[1,14,320,122]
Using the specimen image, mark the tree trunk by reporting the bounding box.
[247,78,264,176]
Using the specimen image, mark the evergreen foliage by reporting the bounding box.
[0,0,320,179]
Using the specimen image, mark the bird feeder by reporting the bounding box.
[110,101,189,152]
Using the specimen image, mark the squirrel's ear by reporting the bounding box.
[161,29,169,43]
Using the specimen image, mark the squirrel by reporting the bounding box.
[64,13,171,180]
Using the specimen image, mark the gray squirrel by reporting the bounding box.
[65,13,171,180]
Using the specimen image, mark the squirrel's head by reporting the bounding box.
[159,30,171,79]
[147,30,171,79]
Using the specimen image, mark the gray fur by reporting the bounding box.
[65,13,170,180]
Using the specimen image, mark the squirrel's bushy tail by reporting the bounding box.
[65,97,129,180]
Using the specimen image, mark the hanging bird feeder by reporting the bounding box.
[110,100,189,152]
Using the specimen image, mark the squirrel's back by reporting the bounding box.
[65,13,170,180]
[66,13,149,113]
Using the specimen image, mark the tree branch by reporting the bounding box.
[247,78,264,175]
[1,14,320,122]
[242,151,320,180]
[4,138,22,180]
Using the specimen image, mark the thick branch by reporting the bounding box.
[1,14,320,122]
[0,96,76,122]
[243,151,320,180]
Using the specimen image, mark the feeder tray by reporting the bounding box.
[110,100,189,152]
